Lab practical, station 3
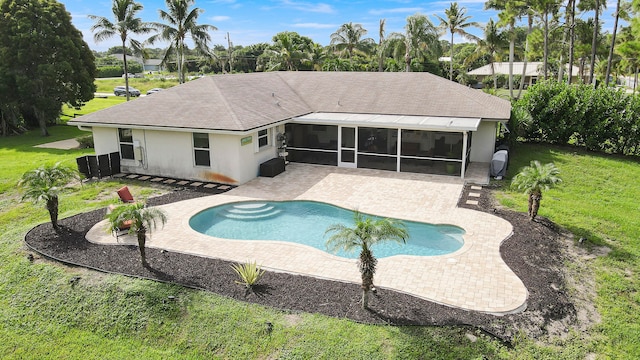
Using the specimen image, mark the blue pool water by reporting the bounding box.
[189,201,464,259]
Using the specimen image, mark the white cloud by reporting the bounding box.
[211,16,231,22]
[369,7,423,16]
[279,0,335,14]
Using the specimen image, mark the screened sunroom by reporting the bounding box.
[284,113,481,178]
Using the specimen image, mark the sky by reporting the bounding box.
[58,0,624,53]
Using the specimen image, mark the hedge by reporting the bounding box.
[511,80,640,155]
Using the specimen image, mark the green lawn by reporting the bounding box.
[95,77,179,94]
[1,117,639,357]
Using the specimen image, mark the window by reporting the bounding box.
[258,129,270,148]
[193,133,210,167]
[118,128,134,160]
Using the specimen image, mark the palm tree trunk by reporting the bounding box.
[405,44,411,72]
[530,191,542,220]
[589,0,600,86]
[605,0,621,87]
[568,0,576,84]
[509,24,515,99]
[137,227,147,263]
[517,15,533,98]
[122,39,131,101]
[450,32,454,81]
[492,62,498,90]
[47,196,59,230]
[359,248,377,309]
[543,11,549,80]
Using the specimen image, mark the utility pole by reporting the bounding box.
[227,32,233,73]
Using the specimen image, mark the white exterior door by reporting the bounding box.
[338,126,356,168]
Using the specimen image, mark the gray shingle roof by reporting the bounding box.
[70,72,511,132]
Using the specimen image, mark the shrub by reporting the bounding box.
[75,135,94,149]
[231,261,265,289]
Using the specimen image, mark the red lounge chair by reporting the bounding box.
[113,219,133,241]
[117,186,135,203]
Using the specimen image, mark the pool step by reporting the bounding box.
[221,203,281,220]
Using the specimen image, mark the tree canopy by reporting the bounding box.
[0,0,96,136]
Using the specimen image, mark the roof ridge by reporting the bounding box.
[210,76,245,129]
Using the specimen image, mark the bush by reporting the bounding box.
[75,135,94,149]
[514,80,640,155]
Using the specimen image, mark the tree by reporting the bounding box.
[387,14,441,72]
[106,202,167,264]
[511,160,562,220]
[435,2,479,81]
[532,0,562,80]
[19,163,79,231]
[485,0,528,98]
[90,0,154,101]
[264,32,314,71]
[325,212,408,309]
[0,0,96,136]
[330,22,374,63]
[150,0,217,83]
[378,19,386,72]
[466,19,508,89]
[579,0,607,85]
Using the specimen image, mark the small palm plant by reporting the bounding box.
[511,160,562,220]
[19,162,79,231]
[106,202,167,264]
[325,212,408,309]
[231,261,266,293]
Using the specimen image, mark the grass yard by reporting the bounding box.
[1,115,638,357]
[94,77,179,94]
[497,143,640,359]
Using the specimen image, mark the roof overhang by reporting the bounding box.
[291,112,482,132]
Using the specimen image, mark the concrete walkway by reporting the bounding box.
[34,138,80,150]
[87,164,527,314]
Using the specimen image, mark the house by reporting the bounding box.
[68,72,510,185]
[109,54,164,73]
[468,62,585,87]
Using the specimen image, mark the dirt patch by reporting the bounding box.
[24,185,602,343]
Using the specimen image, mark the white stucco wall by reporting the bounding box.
[90,126,279,185]
[470,121,498,162]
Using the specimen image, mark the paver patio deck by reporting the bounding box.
[86,163,527,314]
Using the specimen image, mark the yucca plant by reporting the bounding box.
[231,261,266,290]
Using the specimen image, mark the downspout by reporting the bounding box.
[461,131,468,180]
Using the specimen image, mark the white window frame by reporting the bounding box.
[255,128,271,152]
[118,128,135,160]
[193,133,211,167]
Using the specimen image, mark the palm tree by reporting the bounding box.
[325,212,408,309]
[330,22,374,63]
[435,2,479,81]
[19,163,78,230]
[89,0,154,101]
[106,202,167,264]
[605,0,623,86]
[265,32,312,71]
[387,14,441,72]
[532,0,562,80]
[378,19,386,72]
[486,0,529,98]
[511,161,562,220]
[466,19,507,89]
[149,0,217,83]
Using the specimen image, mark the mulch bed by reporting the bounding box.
[24,185,579,343]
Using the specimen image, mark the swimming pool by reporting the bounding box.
[189,200,464,259]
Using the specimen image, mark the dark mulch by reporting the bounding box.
[24,185,579,343]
